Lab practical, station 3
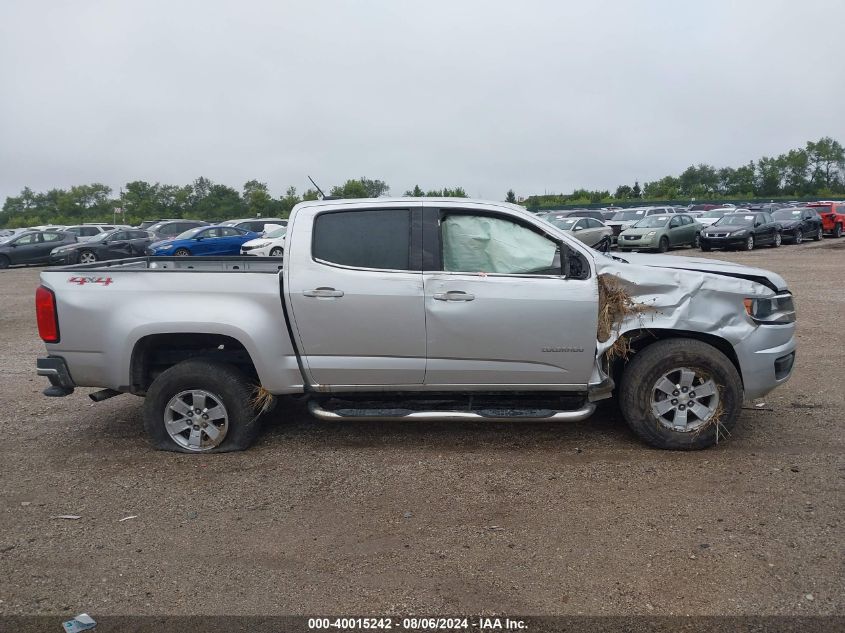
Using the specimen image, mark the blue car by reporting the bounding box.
[147,225,260,257]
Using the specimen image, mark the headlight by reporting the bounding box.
[646,231,657,237]
[732,229,748,236]
[251,241,271,249]
[744,293,795,324]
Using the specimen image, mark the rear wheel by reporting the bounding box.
[79,250,97,263]
[619,338,742,450]
[693,233,700,248]
[270,247,283,256]
[834,223,843,238]
[174,248,191,256]
[0,255,9,269]
[658,237,669,253]
[143,359,263,453]
[771,232,781,248]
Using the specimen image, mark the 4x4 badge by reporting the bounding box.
[68,276,113,286]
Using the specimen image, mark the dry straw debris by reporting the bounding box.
[250,384,275,415]
[597,273,655,361]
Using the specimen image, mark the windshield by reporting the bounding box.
[546,218,578,230]
[175,227,205,240]
[701,210,728,218]
[265,227,287,238]
[87,230,115,243]
[772,209,802,220]
[714,214,756,226]
[633,215,671,228]
[611,209,648,221]
[0,234,16,244]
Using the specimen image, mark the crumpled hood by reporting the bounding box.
[596,251,788,291]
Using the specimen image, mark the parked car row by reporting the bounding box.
[537,201,842,254]
[0,217,290,268]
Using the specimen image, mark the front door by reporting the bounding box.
[286,205,426,386]
[423,211,598,387]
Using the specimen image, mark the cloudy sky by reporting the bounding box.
[1,0,843,202]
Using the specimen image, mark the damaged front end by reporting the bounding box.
[587,252,796,402]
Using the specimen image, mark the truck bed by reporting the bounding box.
[53,255,284,273]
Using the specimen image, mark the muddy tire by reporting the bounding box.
[619,338,742,450]
[143,359,263,453]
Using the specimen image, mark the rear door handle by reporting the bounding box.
[303,287,344,298]
[433,291,475,302]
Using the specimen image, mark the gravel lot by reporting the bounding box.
[0,241,843,617]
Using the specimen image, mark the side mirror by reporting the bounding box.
[573,226,583,231]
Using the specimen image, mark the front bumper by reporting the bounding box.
[700,234,747,248]
[734,324,797,400]
[618,235,657,250]
[37,356,76,396]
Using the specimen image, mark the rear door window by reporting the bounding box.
[313,209,411,271]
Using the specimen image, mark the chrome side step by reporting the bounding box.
[307,400,596,423]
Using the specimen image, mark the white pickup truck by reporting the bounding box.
[36,198,797,453]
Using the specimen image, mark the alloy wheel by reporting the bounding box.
[164,389,229,452]
[650,367,720,433]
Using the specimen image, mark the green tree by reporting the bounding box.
[505,189,517,203]
[242,180,273,216]
[631,181,642,198]
[330,179,370,198]
[404,185,425,197]
[780,149,809,195]
[279,186,301,216]
[806,137,845,190]
[614,184,633,199]
[755,156,783,197]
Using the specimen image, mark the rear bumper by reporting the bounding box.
[37,356,76,396]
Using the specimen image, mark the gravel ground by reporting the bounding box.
[0,241,842,617]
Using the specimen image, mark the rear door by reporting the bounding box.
[422,207,598,387]
[286,204,426,386]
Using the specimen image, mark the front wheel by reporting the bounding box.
[619,338,742,450]
[174,248,191,256]
[814,226,823,241]
[700,242,712,252]
[143,359,263,453]
[658,237,669,253]
[744,235,755,251]
[794,230,803,244]
[270,247,284,256]
[79,250,98,263]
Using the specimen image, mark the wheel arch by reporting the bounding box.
[609,328,742,389]
[130,332,259,395]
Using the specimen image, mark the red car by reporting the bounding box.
[807,201,845,238]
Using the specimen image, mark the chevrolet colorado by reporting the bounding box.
[36,198,797,453]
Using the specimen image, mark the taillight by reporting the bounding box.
[35,286,59,343]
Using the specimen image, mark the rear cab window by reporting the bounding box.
[313,208,412,271]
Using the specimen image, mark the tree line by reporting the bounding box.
[524,137,844,209]
[3,136,842,226]
[0,177,470,228]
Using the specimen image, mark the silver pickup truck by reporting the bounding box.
[35,198,797,453]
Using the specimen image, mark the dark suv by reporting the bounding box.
[0,230,78,268]
[147,220,209,240]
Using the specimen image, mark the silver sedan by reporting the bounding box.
[544,215,613,250]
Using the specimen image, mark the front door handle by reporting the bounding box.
[433,291,475,302]
[303,287,344,298]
